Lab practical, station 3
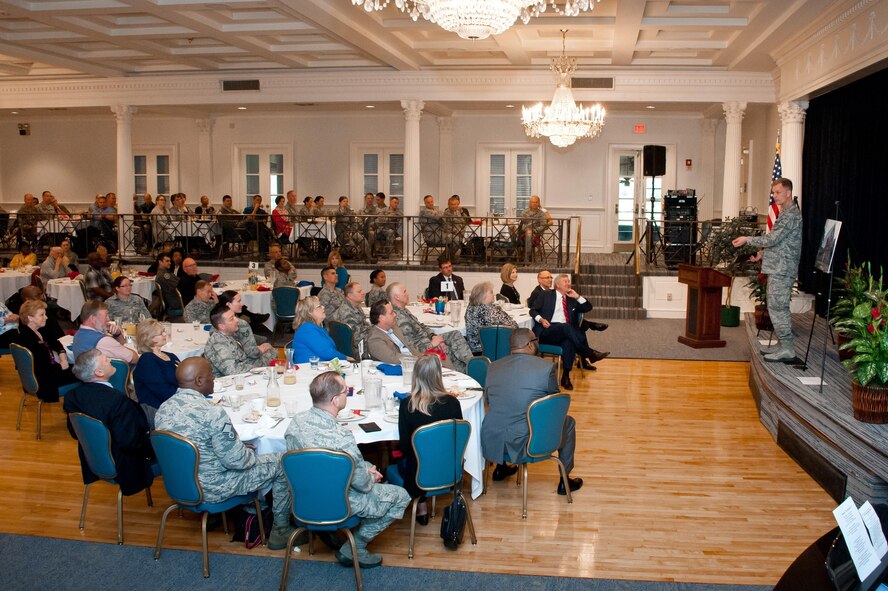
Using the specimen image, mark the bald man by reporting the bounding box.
[177,257,201,305]
[154,357,301,550]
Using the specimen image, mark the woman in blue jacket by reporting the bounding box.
[290,295,350,364]
[132,319,180,410]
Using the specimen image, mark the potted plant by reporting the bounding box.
[745,269,772,331]
[831,259,869,361]
[835,267,888,423]
[703,217,760,327]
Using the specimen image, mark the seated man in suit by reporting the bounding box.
[481,328,582,494]
[285,370,410,568]
[63,349,157,498]
[528,269,608,332]
[530,274,608,390]
[426,258,464,300]
[366,299,422,364]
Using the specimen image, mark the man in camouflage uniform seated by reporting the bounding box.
[518,195,552,262]
[333,196,372,262]
[732,177,802,363]
[330,282,370,358]
[155,357,300,550]
[183,280,218,324]
[203,304,277,377]
[386,282,473,373]
[286,371,409,568]
[317,266,346,316]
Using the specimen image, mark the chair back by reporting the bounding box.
[9,343,39,394]
[526,394,571,459]
[69,413,117,481]
[466,356,490,388]
[326,320,354,359]
[282,449,354,525]
[150,430,204,506]
[412,419,471,493]
[109,359,129,395]
[78,276,89,303]
[479,325,512,361]
[272,287,299,321]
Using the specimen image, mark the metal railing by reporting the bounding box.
[6,211,580,268]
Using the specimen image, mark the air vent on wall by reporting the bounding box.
[222,80,260,91]
[572,77,613,89]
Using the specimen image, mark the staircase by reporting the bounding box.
[575,253,646,320]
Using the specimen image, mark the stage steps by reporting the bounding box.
[576,254,646,320]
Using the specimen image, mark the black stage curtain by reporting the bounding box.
[800,65,888,293]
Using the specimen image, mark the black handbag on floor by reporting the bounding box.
[439,420,467,550]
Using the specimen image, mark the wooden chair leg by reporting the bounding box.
[16,393,27,431]
[35,399,43,440]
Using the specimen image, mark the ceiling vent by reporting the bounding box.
[222,80,260,91]
[571,77,613,89]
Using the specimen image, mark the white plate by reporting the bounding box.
[457,391,479,400]
[337,413,363,423]
[249,368,267,374]
[242,411,262,423]
[382,413,399,424]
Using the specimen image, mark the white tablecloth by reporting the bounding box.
[219,364,486,499]
[36,218,90,238]
[359,302,533,336]
[214,280,312,331]
[59,323,209,362]
[46,276,155,317]
[289,219,333,242]
[0,268,35,302]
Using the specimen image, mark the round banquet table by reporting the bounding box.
[218,362,486,499]
[361,301,533,336]
[46,275,155,317]
[214,280,312,331]
[0,268,35,302]
[59,323,210,362]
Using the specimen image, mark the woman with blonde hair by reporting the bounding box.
[464,281,518,355]
[499,262,520,304]
[290,295,349,364]
[132,319,180,409]
[396,354,463,525]
[327,249,349,290]
[14,299,77,402]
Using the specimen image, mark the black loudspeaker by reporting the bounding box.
[643,145,666,177]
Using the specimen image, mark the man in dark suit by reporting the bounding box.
[481,328,582,494]
[527,269,608,332]
[530,273,609,390]
[426,258,465,300]
[63,349,156,496]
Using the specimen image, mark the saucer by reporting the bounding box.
[242,411,262,423]
[382,413,399,424]
[337,413,362,423]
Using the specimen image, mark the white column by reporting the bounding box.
[401,99,424,214]
[720,102,746,219]
[699,118,718,222]
[112,105,137,215]
[778,100,808,206]
[196,118,214,197]
[437,116,453,207]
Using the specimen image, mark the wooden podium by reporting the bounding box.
[677,264,731,348]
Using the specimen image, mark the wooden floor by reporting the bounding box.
[0,356,837,586]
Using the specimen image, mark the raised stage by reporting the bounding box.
[747,311,888,505]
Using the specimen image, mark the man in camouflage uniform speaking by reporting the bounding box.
[286,371,409,568]
[386,281,474,373]
[154,357,299,550]
[330,281,370,357]
[733,177,802,363]
[203,304,277,376]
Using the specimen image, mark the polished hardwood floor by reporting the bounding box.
[0,356,838,585]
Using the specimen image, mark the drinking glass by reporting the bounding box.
[192,320,199,331]
[309,356,320,370]
[234,375,245,391]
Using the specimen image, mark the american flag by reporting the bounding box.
[768,141,782,232]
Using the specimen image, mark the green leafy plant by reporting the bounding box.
[745,269,767,306]
[836,267,888,386]
[831,259,870,332]
[703,217,760,307]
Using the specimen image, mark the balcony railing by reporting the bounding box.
[3,210,580,268]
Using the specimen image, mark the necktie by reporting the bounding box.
[562,295,569,324]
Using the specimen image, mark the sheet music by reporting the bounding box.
[833,497,882,581]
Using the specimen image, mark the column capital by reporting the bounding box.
[401,99,425,122]
[195,117,214,134]
[778,101,809,124]
[111,104,137,123]
[722,102,746,124]
[437,116,453,133]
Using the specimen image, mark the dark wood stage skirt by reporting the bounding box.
[746,311,888,505]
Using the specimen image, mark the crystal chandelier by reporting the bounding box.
[352,0,599,41]
[521,30,605,148]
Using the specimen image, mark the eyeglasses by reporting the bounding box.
[314,304,324,309]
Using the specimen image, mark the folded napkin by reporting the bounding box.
[296,280,314,287]
[138,271,155,277]
[210,274,220,282]
[256,285,270,292]
[392,390,410,401]
[66,271,81,280]
[376,363,402,376]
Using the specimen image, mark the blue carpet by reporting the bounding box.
[0,534,771,591]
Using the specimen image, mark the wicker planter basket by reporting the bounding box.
[851,380,888,424]
[753,305,773,332]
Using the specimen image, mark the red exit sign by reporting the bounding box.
[633,124,646,134]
